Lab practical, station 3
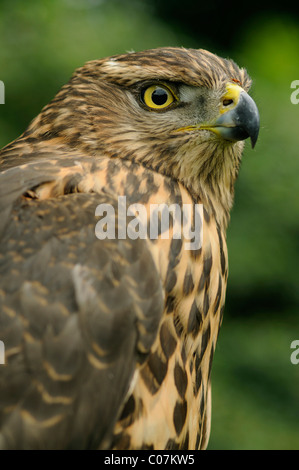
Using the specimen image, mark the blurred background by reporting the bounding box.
[0,0,298,449]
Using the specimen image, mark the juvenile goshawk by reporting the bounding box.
[0,47,259,450]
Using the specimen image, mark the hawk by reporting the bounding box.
[0,47,259,450]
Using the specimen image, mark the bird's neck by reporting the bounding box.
[144,140,244,232]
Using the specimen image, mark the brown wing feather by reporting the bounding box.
[0,167,163,449]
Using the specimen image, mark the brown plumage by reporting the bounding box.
[0,47,259,449]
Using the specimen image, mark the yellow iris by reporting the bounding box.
[142,85,174,109]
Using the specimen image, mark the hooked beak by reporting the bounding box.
[201,83,260,148]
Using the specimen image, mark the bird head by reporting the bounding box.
[26,47,260,223]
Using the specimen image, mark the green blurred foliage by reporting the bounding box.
[209,315,299,449]
[210,16,299,449]
[0,0,298,450]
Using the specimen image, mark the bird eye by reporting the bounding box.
[141,85,175,110]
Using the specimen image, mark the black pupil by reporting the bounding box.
[152,88,168,105]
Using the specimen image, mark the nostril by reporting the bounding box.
[223,98,233,106]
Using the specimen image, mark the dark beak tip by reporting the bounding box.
[250,130,259,149]
[241,92,260,149]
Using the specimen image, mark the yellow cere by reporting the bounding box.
[219,82,243,114]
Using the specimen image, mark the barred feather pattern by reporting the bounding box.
[0,47,253,449]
